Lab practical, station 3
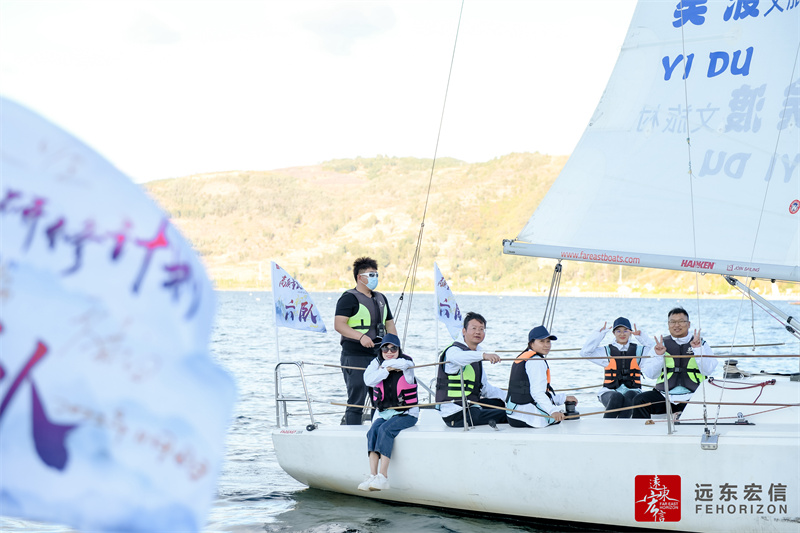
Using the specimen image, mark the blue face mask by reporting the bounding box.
[362,272,379,291]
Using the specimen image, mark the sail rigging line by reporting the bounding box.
[720,39,800,384]
[493,342,785,353]
[663,404,796,425]
[745,39,800,269]
[748,279,758,349]
[393,0,466,348]
[715,277,756,432]
[541,262,562,330]
[677,1,720,434]
[713,41,800,412]
[676,2,702,331]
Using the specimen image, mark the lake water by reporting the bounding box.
[4,291,799,533]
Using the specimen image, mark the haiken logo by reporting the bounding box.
[681,259,715,270]
[635,475,681,522]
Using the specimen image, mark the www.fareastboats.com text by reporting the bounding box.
[561,251,641,265]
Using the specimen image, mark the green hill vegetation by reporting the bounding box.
[144,154,792,298]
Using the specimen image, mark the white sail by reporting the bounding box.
[505,2,800,282]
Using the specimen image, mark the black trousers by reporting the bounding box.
[600,389,641,418]
[442,397,507,427]
[340,352,375,425]
[632,389,687,419]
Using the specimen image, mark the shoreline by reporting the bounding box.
[214,287,800,301]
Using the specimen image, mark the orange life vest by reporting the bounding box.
[603,344,643,389]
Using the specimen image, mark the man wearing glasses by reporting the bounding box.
[335,257,398,425]
[435,312,508,428]
[632,307,717,419]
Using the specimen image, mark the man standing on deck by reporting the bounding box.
[334,257,397,425]
[435,312,508,427]
[632,307,717,419]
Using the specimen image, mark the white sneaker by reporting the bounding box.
[369,473,390,491]
[358,475,376,491]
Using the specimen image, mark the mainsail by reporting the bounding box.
[504,2,800,283]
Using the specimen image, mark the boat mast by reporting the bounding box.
[724,275,800,344]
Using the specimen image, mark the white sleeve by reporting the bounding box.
[634,331,656,350]
[527,359,561,415]
[442,347,484,374]
[580,328,609,368]
[641,339,715,379]
[551,391,567,406]
[479,370,506,401]
[696,341,717,375]
[363,358,388,387]
[383,358,413,371]
[639,352,664,380]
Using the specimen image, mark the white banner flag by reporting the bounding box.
[434,263,463,341]
[271,262,327,333]
[0,97,236,532]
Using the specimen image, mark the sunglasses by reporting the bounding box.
[381,345,398,353]
[361,272,379,278]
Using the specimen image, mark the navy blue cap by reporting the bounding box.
[528,325,557,342]
[612,317,632,331]
[379,333,401,349]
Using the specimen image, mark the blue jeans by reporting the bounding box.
[366,414,417,458]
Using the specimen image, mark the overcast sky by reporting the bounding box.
[1,0,637,183]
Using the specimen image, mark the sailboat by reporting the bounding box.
[273,3,799,532]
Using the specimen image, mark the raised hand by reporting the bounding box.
[691,329,702,348]
[599,321,608,332]
[653,335,666,355]
[632,323,642,336]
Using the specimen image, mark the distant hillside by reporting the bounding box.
[144,154,783,297]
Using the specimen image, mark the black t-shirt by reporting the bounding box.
[335,290,394,357]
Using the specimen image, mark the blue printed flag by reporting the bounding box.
[271,262,326,333]
[0,97,236,532]
[434,263,463,341]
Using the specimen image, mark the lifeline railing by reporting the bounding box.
[274,354,799,436]
[274,362,316,428]
[274,360,437,428]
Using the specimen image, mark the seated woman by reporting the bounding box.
[580,317,654,418]
[506,326,577,428]
[358,333,418,491]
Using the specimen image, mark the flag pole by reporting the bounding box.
[271,261,282,366]
[274,300,282,365]
[271,262,287,425]
[271,262,282,405]
[434,281,440,362]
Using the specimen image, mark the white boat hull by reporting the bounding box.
[273,376,800,532]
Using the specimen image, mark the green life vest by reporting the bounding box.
[655,337,705,392]
[435,342,483,405]
[343,288,388,341]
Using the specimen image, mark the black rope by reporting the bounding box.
[395,0,466,346]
